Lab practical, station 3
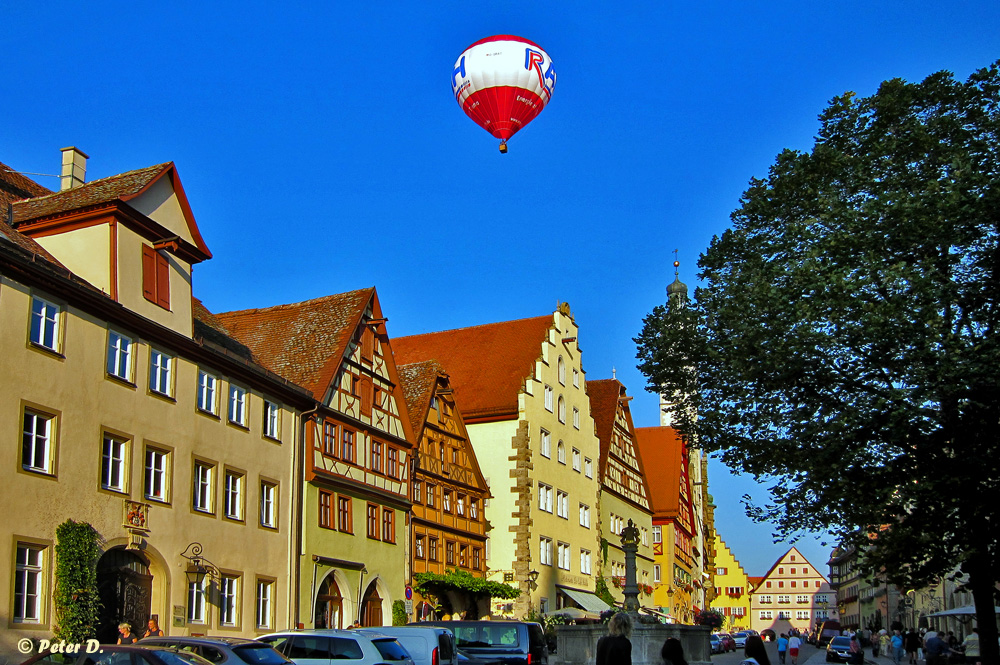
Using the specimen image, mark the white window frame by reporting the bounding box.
[149,349,173,397]
[556,490,568,519]
[260,481,277,528]
[760,610,773,620]
[106,330,133,381]
[220,574,239,627]
[544,385,553,411]
[144,447,169,502]
[198,370,218,414]
[760,594,773,603]
[641,528,648,546]
[540,429,551,458]
[101,434,128,492]
[558,356,566,384]
[572,368,579,387]
[557,440,566,464]
[264,400,281,439]
[572,448,581,471]
[229,385,248,426]
[30,296,60,352]
[796,610,811,620]
[538,484,553,513]
[653,564,661,583]
[224,470,244,520]
[22,409,53,474]
[557,542,570,570]
[193,461,214,513]
[539,537,552,566]
[14,543,44,623]
[653,525,662,544]
[573,407,580,429]
[256,579,273,629]
[581,549,592,575]
[584,457,593,478]
[579,503,591,528]
[557,396,566,423]
[188,578,207,623]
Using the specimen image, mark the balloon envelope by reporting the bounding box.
[452,35,556,143]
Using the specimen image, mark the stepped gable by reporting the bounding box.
[634,425,685,514]
[397,359,446,436]
[216,288,373,396]
[392,314,553,421]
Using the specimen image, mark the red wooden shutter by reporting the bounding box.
[155,252,170,308]
[141,245,156,302]
[360,376,373,417]
[361,326,374,363]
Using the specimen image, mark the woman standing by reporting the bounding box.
[596,612,633,665]
[742,635,772,665]
[116,623,137,644]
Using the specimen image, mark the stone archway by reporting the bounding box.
[96,548,152,643]
[360,577,391,627]
[315,574,344,629]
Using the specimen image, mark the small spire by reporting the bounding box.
[612,366,617,379]
[667,250,688,303]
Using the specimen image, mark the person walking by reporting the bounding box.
[880,630,893,660]
[961,628,980,665]
[906,629,921,665]
[662,637,689,665]
[788,633,802,665]
[925,630,950,665]
[892,629,906,665]
[742,635,772,665]
[597,612,633,665]
[850,634,864,665]
[777,633,789,665]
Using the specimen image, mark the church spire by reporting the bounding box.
[667,250,688,304]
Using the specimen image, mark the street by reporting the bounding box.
[712,642,825,665]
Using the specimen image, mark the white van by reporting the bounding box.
[357,626,457,665]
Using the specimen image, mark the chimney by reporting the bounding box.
[60,147,89,190]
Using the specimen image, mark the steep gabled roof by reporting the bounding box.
[634,425,685,515]
[398,360,445,436]
[0,163,63,264]
[392,314,554,421]
[191,297,257,363]
[748,576,766,591]
[215,288,373,396]
[588,378,653,510]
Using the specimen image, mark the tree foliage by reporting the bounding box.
[636,61,1000,662]
[413,568,521,600]
[54,520,101,642]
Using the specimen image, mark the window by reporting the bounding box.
[260,481,277,528]
[415,536,425,558]
[428,537,438,561]
[263,401,280,439]
[443,490,452,513]
[473,547,482,570]
[141,244,170,308]
[790,567,796,574]
[759,610,773,620]
[193,461,214,513]
[229,385,248,426]
[144,447,169,502]
[322,422,337,455]
[446,541,455,565]
[538,484,553,512]
[337,496,352,533]
[557,440,566,464]
[371,441,383,473]
[101,434,128,493]
[653,525,662,544]
[558,356,566,384]
[470,498,479,520]
[641,527,648,546]
[367,503,379,539]
[539,537,552,566]
[557,542,570,570]
[796,610,810,620]
[557,396,566,423]
[340,428,355,462]
[579,503,591,527]
[220,575,239,627]
[426,484,436,508]
[255,579,273,629]
[540,429,551,458]
[188,578,207,623]
[224,471,244,520]
[572,448,581,471]
[30,296,61,352]
[779,567,784,574]
[778,594,790,603]
[14,543,44,623]
[387,447,398,478]
[653,564,661,582]
[556,490,568,519]
[584,457,593,478]
[572,368,580,387]
[760,595,772,603]
[544,385,553,411]
[581,549,592,575]
[803,566,810,574]
[198,370,218,414]
[22,409,54,474]
[716,566,728,575]
[413,480,422,504]
[767,581,772,588]
[796,595,810,604]
[319,490,333,529]
[573,407,579,429]
[382,508,395,543]
[778,611,791,619]
[148,349,173,397]
[106,331,133,381]
[456,494,466,516]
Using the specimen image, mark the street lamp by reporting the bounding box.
[181,542,219,587]
[528,569,540,591]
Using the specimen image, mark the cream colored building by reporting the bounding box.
[1,152,312,657]
[394,305,605,617]
[750,546,833,634]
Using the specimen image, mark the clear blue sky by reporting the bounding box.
[5,2,997,575]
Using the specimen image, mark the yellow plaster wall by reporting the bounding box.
[129,177,199,248]
[709,538,752,631]
[33,224,113,294]
[115,223,193,336]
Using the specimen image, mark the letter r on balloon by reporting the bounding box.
[524,48,555,95]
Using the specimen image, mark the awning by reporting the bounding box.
[544,607,600,621]
[557,586,613,614]
[924,605,1000,617]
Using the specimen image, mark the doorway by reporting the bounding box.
[96,548,152,643]
[314,575,344,629]
[361,582,382,626]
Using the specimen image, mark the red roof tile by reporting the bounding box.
[392,314,554,421]
[587,378,624,473]
[0,163,64,265]
[634,425,685,516]
[215,288,374,396]
[398,360,446,436]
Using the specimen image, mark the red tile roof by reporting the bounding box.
[215,288,374,396]
[1,161,53,208]
[392,314,554,421]
[398,360,445,436]
[588,378,653,508]
[748,576,765,590]
[634,425,685,516]
[191,297,257,363]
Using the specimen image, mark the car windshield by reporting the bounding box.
[372,639,410,661]
[831,638,851,647]
[146,650,214,665]
[453,626,520,648]
[232,645,289,665]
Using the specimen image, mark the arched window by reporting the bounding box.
[558,356,566,385]
[558,396,566,423]
[557,440,566,464]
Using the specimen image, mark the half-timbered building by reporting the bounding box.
[398,360,491,619]
[217,288,415,628]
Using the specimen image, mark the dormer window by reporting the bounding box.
[141,245,170,310]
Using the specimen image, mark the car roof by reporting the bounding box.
[142,637,264,646]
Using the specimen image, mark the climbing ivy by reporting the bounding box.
[414,568,521,600]
[54,520,101,642]
[593,574,615,607]
[392,600,408,626]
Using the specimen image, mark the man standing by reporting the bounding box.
[777,633,789,664]
[925,631,950,665]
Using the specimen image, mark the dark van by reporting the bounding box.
[410,621,547,665]
[817,621,842,647]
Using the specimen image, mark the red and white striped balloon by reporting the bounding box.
[451,35,556,152]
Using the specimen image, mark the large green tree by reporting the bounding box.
[636,62,1000,663]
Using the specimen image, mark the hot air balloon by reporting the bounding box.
[452,35,556,153]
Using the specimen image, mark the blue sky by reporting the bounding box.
[5,2,998,575]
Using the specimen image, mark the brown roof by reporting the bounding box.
[1,161,53,208]
[392,314,554,420]
[634,425,685,515]
[215,288,374,396]
[588,378,653,507]
[748,576,765,590]
[191,297,257,363]
[398,360,446,436]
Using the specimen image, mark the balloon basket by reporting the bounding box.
[499,142,508,154]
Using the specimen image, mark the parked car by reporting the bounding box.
[410,621,548,665]
[826,636,854,662]
[710,634,724,654]
[718,634,737,652]
[733,632,751,648]
[138,636,292,665]
[357,626,457,665]
[22,646,214,665]
[257,630,414,665]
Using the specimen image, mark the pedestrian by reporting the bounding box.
[924,631,950,665]
[777,633,789,665]
[741,635,772,665]
[788,633,802,665]
[117,622,137,644]
[662,637,688,665]
[850,634,864,665]
[961,628,979,664]
[892,629,905,665]
[906,629,921,664]
[596,612,633,665]
[143,618,164,638]
[880,630,893,660]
